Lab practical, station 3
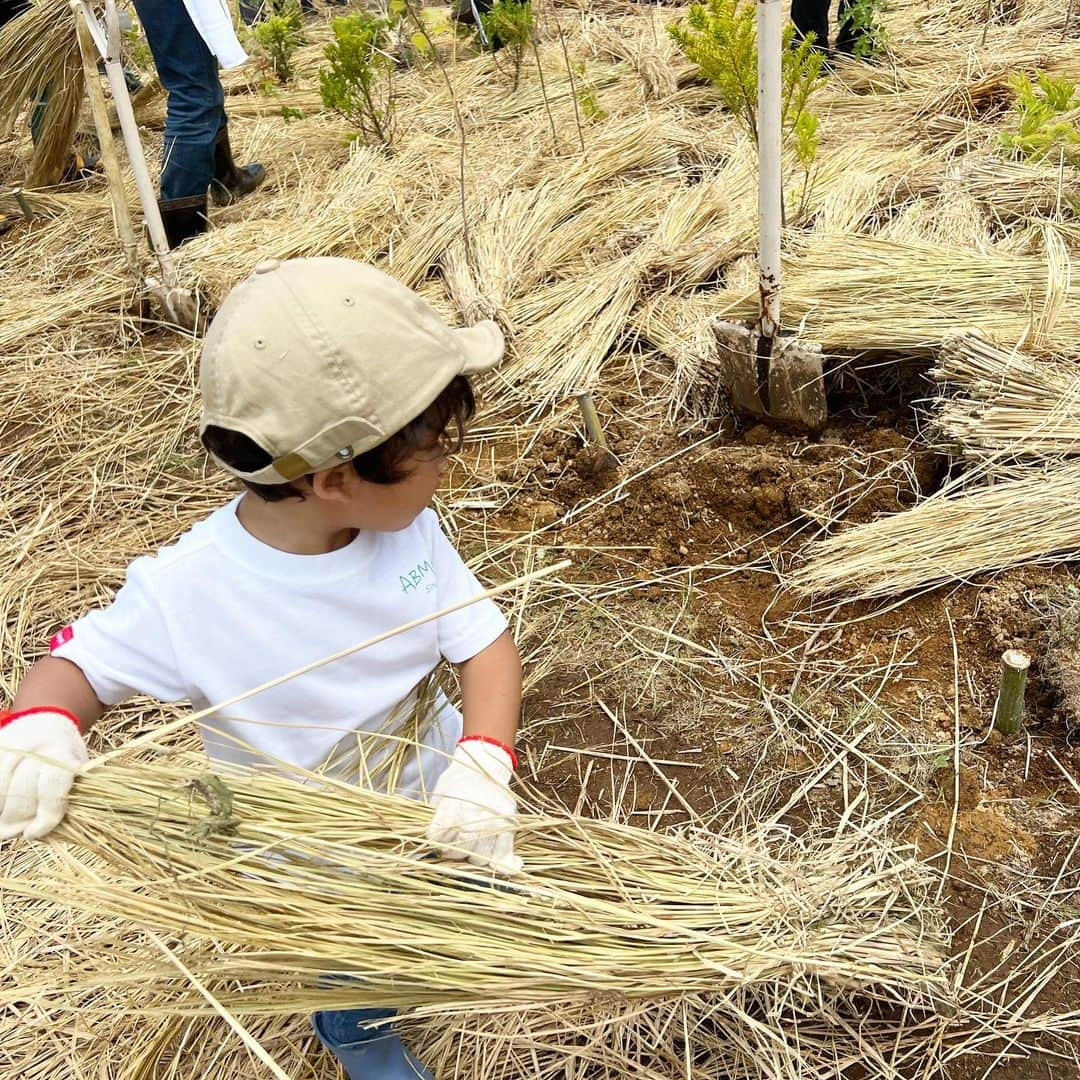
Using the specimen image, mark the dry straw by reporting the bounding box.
[711,231,1079,356]
[3,0,1080,1074]
[790,460,1080,600]
[581,12,682,100]
[932,331,1080,463]
[0,0,84,186]
[2,754,950,1065]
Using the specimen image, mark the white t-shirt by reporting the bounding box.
[51,500,508,799]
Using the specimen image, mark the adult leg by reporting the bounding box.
[130,0,225,243]
[131,0,224,199]
[834,0,861,55]
[210,123,266,206]
[790,0,830,53]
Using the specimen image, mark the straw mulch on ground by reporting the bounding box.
[3,0,1080,1076]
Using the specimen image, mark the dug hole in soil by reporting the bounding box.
[496,373,1080,1078]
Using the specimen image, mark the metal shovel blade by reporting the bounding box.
[712,318,827,432]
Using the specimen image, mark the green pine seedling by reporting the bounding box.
[999,72,1080,164]
[481,0,534,90]
[792,109,819,215]
[319,12,398,147]
[253,1,305,84]
[669,0,824,150]
[669,0,825,215]
[579,86,608,122]
[574,61,607,122]
[1038,71,1079,112]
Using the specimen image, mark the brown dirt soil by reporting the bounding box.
[501,402,1080,1079]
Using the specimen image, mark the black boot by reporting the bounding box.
[210,126,267,207]
[158,194,208,249]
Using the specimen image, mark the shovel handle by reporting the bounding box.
[757,0,783,340]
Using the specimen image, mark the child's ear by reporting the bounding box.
[309,462,357,501]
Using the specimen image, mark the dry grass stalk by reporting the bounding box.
[1,755,950,1070]
[933,331,1080,462]
[0,0,84,187]
[633,293,725,422]
[790,459,1080,600]
[440,116,681,330]
[180,144,407,304]
[3,2,1080,1075]
[581,13,680,100]
[955,152,1080,220]
[712,231,1080,355]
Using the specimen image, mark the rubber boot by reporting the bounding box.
[157,194,208,249]
[209,125,267,207]
[312,1007,433,1080]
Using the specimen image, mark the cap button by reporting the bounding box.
[254,259,281,275]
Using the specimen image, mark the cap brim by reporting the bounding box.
[454,319,505,374]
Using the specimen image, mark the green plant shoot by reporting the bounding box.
[253,1,304,84]
[481,0,534,90]
[319,12,398,147]
[999,72,1080,165]
[669,0,825,216]
[669,0,825,152]
[123,17,154,74]
[844,0,888,60]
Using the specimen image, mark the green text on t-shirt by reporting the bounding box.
[400,560,433,593]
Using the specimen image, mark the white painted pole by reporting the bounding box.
[756,0,783,341]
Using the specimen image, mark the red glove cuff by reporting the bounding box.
[0,706,82,733]
[459,734,518,772]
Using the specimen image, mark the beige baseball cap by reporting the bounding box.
[199,257,504,484]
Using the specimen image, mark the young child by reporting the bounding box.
[0,257,524,1079]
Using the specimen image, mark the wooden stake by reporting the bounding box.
[573,390,618,473]
[72,3,140,283]
[11,187,35,221]
[574,391,610,450]
[992,649,1030,736]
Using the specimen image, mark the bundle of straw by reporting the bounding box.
[633,291,726,421]
[0,0,84,187]
[955,153,1080,220]
[182,144,408,304]
[711,231,1080,356]
[4,755,949,1030]
[790,460,1080,599]
[932,331,1080,462]
[581,13,682,100]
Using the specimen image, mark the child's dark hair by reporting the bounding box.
[202,375,475,502]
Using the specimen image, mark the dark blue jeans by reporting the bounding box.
[131,0,226,199]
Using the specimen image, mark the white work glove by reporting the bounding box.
[0,708,88,841]
[427,737,523,877]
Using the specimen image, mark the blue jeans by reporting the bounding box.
[130,0,226,199]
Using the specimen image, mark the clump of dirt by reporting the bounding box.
[543,415,944,570]
[913,802,1039,866]
[907,764,1040,873]
[1038,586,1080,732]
